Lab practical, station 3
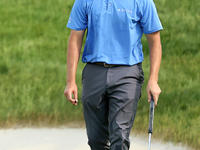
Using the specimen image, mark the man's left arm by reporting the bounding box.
[146,31,162,106]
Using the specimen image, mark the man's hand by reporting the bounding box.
[146,80,161,106]
[64,82,78,105]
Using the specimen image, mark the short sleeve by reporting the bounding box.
[67,0,88,30]
[140,0,163,34]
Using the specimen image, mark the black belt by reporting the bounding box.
[88,62,120,67]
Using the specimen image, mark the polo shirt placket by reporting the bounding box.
[106,0,112,13]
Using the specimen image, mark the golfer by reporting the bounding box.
[64,0,163,149]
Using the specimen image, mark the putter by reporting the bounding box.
[148,95,155,150]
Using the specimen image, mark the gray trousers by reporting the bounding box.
[81,63,144,150]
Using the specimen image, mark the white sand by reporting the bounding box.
[0,128,191,150]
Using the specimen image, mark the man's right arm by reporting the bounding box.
[64,29,85,105]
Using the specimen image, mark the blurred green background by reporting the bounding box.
[0,0,199,149]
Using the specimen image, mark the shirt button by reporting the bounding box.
[109,3,112,6]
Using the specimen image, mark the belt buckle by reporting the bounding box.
[103,63,110,67]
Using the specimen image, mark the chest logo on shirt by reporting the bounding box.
[118,9,132,13]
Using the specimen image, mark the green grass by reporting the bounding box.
[0,0,84,125]
[0,0,200,149]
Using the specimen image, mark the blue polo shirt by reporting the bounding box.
[67,0,163,65]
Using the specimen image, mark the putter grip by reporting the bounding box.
[148,95,155,133]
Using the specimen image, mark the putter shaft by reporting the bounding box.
[148,133,151,150]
